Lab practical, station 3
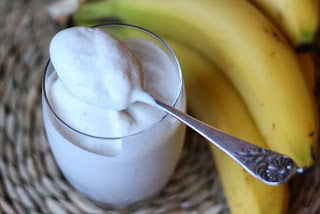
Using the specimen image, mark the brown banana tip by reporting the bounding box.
[295,43,314,53]
[66,17,75,27]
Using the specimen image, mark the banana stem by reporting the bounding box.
[74,0,115,24]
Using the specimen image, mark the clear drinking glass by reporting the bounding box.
[42,24,186,208]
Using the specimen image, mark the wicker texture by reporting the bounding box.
[0,0,319,213]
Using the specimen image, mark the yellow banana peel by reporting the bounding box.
[248,0,320,49]
[74,0,319,168]
[165,38,289,214]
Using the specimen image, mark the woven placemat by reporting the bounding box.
[0,0,319,213]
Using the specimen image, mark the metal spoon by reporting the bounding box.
[154,97,301,185]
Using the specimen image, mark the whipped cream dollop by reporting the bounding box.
[47,26,179,156]
[44,26,185,206]
[49,26,154,111]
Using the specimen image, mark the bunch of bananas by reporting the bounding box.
[71,0,319,213]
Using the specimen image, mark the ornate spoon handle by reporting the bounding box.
[154,97,298,185]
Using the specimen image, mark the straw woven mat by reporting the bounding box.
[1,0,320,213]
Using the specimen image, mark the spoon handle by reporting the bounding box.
[154,98,298,185]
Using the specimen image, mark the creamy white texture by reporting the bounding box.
[49,26,154,111]
[47,27,180,156]
[43,26,186,206]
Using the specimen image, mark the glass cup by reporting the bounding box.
[42,24,186,208]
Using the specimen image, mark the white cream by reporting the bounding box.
[50,26,155,110]
[43,26,186,206]
[48,27,173,156]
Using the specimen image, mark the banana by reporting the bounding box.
[164,37,289,214]
[298,52,317,91]
[248,0,320,50]
[73,0,319,167]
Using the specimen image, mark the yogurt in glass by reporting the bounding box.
[42,24,186,207]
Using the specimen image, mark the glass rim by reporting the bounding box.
[42,23,183,140]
